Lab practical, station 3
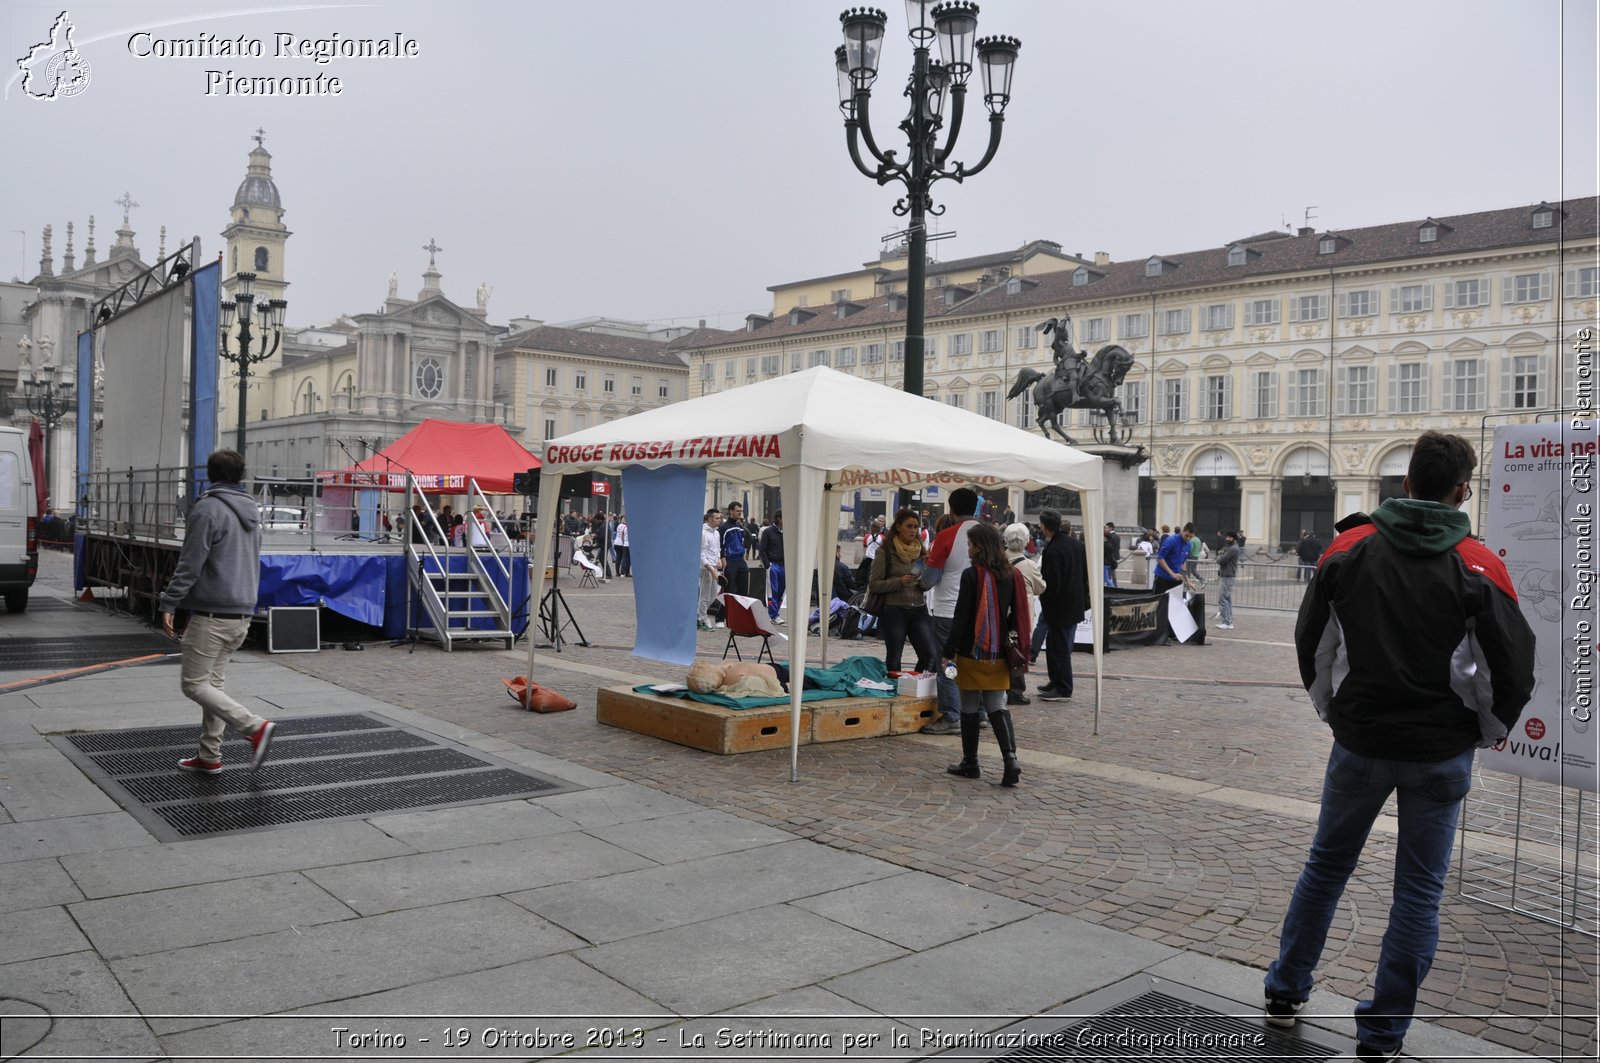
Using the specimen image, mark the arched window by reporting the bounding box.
[255,246,269,271]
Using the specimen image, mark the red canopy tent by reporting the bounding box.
[326,419,539,493]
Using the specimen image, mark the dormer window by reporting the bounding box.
[1144,257,1163,277]
[1318,237,1338,254]
[1418,226,1437,243]
[1227,247,1247,266]
[1073,267,1089,286]
[1006,277,1022,295]
[1533,209,1553,229]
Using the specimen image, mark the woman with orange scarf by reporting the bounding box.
[939,521,1032,786]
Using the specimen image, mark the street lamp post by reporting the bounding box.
[16,336,75,512]
[835,2,1019,397]
[218,271,288,454]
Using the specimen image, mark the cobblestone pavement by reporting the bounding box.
[52,553,1597,1059]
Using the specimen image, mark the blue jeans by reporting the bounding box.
[1104,564,1117,588]
[1265,742,1474,1051]
[931,614,958,722]
[766,563,785,619]
[879,604,938,674]
[1219,575,1235,625]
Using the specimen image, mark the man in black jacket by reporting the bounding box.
[1263,431,1535,1062]
[1035,510,1089,701]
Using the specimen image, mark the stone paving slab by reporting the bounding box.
[0,742,125,820]
[0,856,83,914]
[0,951,163,1060]
[0,902,90,964]
[0,809,152,863]
[825,911,1178,1022]
[111,896,586,1034]
[58,818,417,899]
[531,782,710,828]
[361,796,580,851]
[791,869,1041,952]
[509,839,903,945]
[583,807,796,864]
[304,830,657,915]
[579,903,909,1015]
[157,953,669,1062]
[69,870,358,959]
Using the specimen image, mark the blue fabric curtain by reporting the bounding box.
[622,463,707,665]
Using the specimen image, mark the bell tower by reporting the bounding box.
[221,128,290,307]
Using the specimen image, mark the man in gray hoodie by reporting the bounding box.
[160,450,276,773]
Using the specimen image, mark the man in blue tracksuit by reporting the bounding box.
[721,501,749,599]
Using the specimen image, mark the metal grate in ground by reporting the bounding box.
[964,978,1349,1062]
[49,712,580,842]
[0,633,176,671]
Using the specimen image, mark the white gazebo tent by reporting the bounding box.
[531,367,1106,781]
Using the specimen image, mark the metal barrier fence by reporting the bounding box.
[1113,554,1313,612]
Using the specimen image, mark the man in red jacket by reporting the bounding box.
[1264,431,1535,1061]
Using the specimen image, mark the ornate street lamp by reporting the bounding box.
[16,336,75,512]
[218,271,288,454]
[835,2,1019,396]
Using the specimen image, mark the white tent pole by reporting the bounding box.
[524,470,562,684]
[816,482,839,667]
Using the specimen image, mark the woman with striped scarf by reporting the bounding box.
[939,521,1032,786]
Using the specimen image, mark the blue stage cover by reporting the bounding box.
[258,553,529,639]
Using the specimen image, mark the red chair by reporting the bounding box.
[719,593,780,664]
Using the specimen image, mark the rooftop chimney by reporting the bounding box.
[1093,251,1110,267]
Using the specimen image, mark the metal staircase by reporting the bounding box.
[404,477,516,651]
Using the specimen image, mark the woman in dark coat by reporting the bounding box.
[868,508,939,673]
[940,522,1032,786]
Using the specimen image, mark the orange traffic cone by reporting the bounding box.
[77,586,95,603]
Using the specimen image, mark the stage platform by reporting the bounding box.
[596,685,938,755]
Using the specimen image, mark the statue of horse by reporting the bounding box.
[1007,343,1136,445]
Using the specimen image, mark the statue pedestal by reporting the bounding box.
[1077,443,1146,528]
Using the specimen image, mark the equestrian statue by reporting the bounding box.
[1006,316,1136,446]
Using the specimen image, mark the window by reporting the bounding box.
[1394,284,1432,313]
[573,413,588,431]
[1337,365,1375,415]
[1159,308,1191,335]
[950,333,972,355]
[1121,313,1148,339]
[1290,294,1328,322]
[1244,299,1280,326]
[1419,225,1438,243]
[544,367,558,388]
[1073,268,1090,286]
[761,354,780,375]
[1508,354,1543,409]
[1159,379,1187,422]
[1319,237,1338,254]
[603,373,616,392]
[744,358,757,379]
[980,329,1002,353]
[1339,290,1376,317]
[945,393,966,409]
[255,246,270,270]
[1083,317,1109,343]
[658,380,671,399]
[720,362,732,381]
[890,340,905,362]
[1122,380,1145,424]
[978,390,1000,419]
[1534,209,1553,229]
[575,370,588,391]
[543,417,556,440]
[1506,273,1551,303]
[1288,367,1325,416]
[1006,277,1023,295]
[1567,267,1599,297]
[831,287,850,302]
[924,337,938,360]
[631,375,643,396]
[1446,278,1487,309]
[699,362,714,382]
[1392,362,1427,413]
[1249,370,1277,419]
[864,343,883,364]
[414,356,444,399]
[795,295,809,307]
[1203,374,1231,420]
[1016,327,1037,349]
[1203,304,1234,331]
[836,346,856,366]
[810,349,829,367]
[1447,358,1485,411]
[790,352,804,373]
[1227,247,1247,266]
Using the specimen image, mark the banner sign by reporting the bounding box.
[324,471,466,491]
[591,480,611,496]
[1479,420,1599,793]
[1071,589,1205,649]
[545,434,780,466]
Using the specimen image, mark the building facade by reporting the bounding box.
[682,198,1598,547]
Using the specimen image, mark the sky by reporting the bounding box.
[3,0,1595,333]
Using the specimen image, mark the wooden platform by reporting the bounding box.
[596,685,938,755]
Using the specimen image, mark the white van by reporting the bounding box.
[0,426,39,612]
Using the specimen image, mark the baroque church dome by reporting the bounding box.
[233,144,282,211]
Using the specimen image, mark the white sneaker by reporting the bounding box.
[1218,623,1233,630]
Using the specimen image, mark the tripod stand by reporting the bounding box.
[538,534,588,650]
